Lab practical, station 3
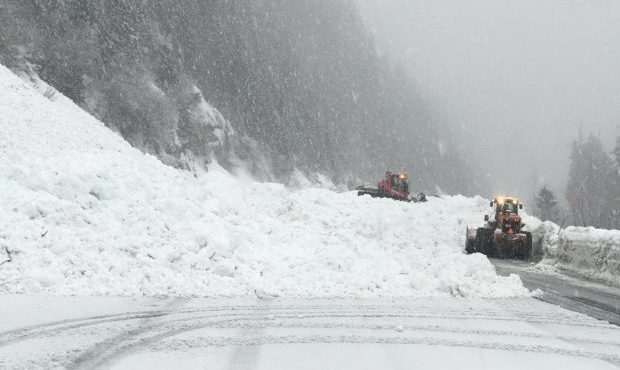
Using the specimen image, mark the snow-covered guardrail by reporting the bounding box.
[556,227,620,282]
[528,218,620,284]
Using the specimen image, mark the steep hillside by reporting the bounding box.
[0,64,524,297]
[0,0,477,193]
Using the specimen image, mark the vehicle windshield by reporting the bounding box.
[391,176,409,191]
[391,176,399,187]
[502,202,518,214]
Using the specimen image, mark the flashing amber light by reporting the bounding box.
[496,197,519,206]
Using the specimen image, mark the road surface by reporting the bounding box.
[0,295,619,370]
[491,259,620,326]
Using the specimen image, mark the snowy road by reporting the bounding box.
[1,295,619,370]
[492,259,620,326]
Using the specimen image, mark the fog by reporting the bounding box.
[357,0,620,202]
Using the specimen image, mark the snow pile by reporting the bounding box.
[0,64,527,298]
[521,216,561,260]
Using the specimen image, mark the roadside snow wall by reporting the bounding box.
[526,215,620,284]
[555,227,620,284]
[521,217,561,261]
[0,64,527,298]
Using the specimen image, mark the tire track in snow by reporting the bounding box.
[148,334,620,365]
[0,311,168,348]
[0,303,366,347]
[209,320,620,347]
[224,299,271,370]
[2,301,618,369]
[64,307,620,369]
[2,303,614,349]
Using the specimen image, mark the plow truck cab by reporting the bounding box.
[378,172,410,201]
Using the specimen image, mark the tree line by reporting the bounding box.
[534,133,619,229]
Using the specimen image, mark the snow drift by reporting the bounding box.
[0,64,527,298]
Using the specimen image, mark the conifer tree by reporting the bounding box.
[566,134,616,228]
[535,185,559,223]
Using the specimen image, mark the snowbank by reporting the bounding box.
[553,227,620,284]
[521,216,561,260]
[525,215,620,284]
[0,64,527,298]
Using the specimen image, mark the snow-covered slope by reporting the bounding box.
[0,65,527,298]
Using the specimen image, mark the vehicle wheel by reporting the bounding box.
[465,230,475,254]
[520,232,533,260]
[489,243,497,258]
[474,228,493,256]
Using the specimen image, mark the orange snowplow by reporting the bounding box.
[465,197,532,259]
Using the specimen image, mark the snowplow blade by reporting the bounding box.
[467,231,532,260]
[357,186,380,197]
[493,233,532,260]
[409,192,427,203]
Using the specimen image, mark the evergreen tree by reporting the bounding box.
[535,185,559,223]
[566,134,616,228]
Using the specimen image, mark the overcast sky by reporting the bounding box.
[357,0,620,202]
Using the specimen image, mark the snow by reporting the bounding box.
[522,216,561,259]
[0,63,527,298]
[525,214,620,285]
[0,295,618,370]
[554,227,620,284]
